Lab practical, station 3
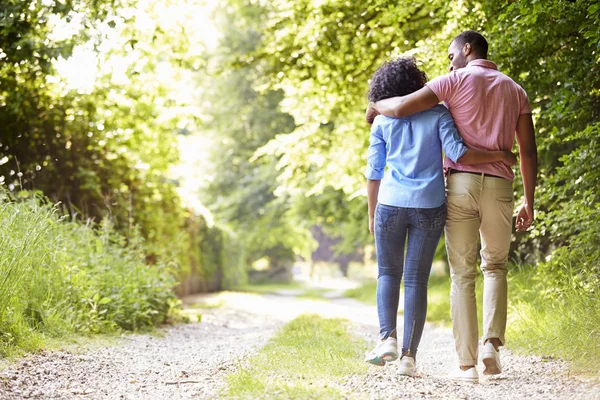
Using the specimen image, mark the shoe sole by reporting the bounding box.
[365,352,398,366]
[450,376,479,383]
[482,356,502,375]
[397,368,415,377]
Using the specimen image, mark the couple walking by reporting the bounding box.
[363,31,537,381]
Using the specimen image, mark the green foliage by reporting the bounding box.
[199,0,314,273]
[0,0,224,294]
[0,190,177,355]
[486,1,600,297]
[507,265,600,372]
[228,0,600,294]
[234,0,486,249]
[226,314,368,399]
[532,124,600,297]
[343,281,377,306]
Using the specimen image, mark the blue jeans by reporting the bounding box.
[374,202,446,358]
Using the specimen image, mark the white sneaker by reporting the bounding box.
[397,355,416,377]
[448,366,479,382]
[365,337,398,366]
[481,342,502,375]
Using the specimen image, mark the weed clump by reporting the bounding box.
[0,190,177,356]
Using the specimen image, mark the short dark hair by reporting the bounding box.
[368,57,427,102]
[452,30,488,59]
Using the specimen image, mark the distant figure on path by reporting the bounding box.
[363,57,517,377]
[367,30,538,382]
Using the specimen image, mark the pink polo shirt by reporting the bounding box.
[426,59,531,182]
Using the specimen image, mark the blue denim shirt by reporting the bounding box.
[365,105,468,208]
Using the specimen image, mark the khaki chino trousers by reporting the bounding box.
[445,172,514,366]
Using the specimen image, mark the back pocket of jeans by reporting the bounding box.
[375,204,397,232]
[416,206,446,230]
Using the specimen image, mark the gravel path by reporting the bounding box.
[0,289,598,399]
[0,304,280,400]
[350,322,599,400]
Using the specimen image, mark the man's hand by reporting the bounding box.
[369,215,375,236]
[502,151,518,166]
[515,113,537,232]
[366,102,379,125]
[515,203,534,231]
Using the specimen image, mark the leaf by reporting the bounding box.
[98,297,112,305]
[589,4,600,14]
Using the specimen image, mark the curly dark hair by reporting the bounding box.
[367,57,427,102]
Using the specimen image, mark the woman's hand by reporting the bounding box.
[366,102,380,125]
[502,151,518,166]
[369,214,375,236]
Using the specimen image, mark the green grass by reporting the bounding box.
[342,275,483,326]
[187,299,225,310]
[0,190,178,358]
[506,267,600,374]
[232,281,305,294]
[226,314,369,399]
[233,281,333,301]
[297,288,331,300]
[343,281,377,305]
[179,298,226,324]
[425,275,452,325]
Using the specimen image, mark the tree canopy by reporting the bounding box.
[226,0,600,290]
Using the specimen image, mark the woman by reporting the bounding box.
[364,57,515,376]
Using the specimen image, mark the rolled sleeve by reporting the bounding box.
[365,120,386,180]
[437,108,468,163]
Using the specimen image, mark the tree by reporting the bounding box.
[487,0,600,294]
[231,0,600,291]
[198,0,313,276]
[0,0,220,284]
[240,0,485,250]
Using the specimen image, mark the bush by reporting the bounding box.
[0,190,177,355]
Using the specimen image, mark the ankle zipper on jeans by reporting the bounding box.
[406,319,416,356]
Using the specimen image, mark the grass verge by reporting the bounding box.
[226,314,369,399]
[232,281,305,294]
[0,190,178,358]
[506,267,600,374]
[297,288,331,300]
[342,275,482,326]
[233,282,332,300]
[343,281,377,305]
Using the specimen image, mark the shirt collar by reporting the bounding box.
[467,59,498,70]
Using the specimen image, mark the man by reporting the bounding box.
[366,30,537,382]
